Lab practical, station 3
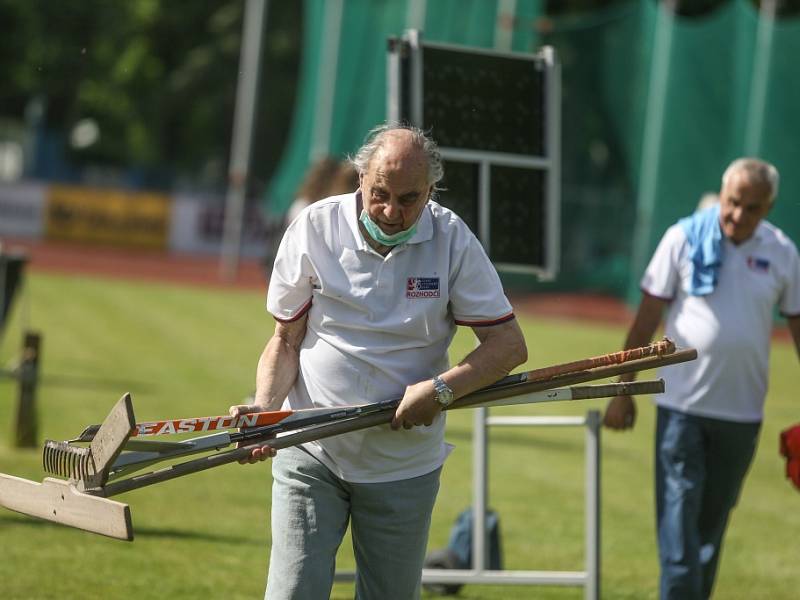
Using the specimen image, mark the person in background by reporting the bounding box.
[603,158,800,599]
[326,159,359,197]
[696,191,719,211]
[285,156,342,225]
[231,123,527,599]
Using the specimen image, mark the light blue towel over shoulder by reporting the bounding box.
[678,203,723,296]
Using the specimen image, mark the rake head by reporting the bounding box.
[42,440,95,481]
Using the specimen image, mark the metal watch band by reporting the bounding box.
[432,375,454,407]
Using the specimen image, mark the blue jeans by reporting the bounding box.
[655,406,760,600]
[265,446,441,600]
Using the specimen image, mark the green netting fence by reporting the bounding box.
[265,0,800,302]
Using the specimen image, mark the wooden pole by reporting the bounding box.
[14,331,40,448]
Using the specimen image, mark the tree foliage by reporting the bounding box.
[0,0,301,192]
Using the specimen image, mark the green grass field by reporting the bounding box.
[0,272,797,599]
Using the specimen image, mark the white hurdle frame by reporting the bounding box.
[334,409,601,599]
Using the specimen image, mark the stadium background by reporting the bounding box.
[2,0,799,303]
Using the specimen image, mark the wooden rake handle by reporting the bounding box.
[523,337,675,382]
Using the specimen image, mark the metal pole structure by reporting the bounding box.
[405,0,427,31]
[543,45,561,282]
[744,0,777,156]
[472,406,489,571]
[494,0,517,52]
[584,410,601,600]
[0,249,7,344]
[15,331,41,448]
[310,0,344,161]
[628,0,676,300]
[219,0,268,281]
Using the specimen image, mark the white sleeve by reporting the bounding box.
[266,219,315,322]
[448,228,513,326]
[779,241,800,317]
[640,225,685,300]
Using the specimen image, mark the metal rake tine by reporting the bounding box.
[41,443,50,473]
[42,440,92,480]
[60,445,69,477]
[71,452,79,479]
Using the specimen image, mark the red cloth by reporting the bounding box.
[779,424,800,491]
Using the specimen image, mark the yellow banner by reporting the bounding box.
[45,185,171,249]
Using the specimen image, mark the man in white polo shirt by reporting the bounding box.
[603,158,800,599]
[230,124,527,600]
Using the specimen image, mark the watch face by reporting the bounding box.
[434,377,454,406]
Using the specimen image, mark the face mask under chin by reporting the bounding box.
[359,210,418,246]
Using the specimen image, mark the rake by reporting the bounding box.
[0,338,696,541]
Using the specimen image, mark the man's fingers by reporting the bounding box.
[229,404,253,417]
[237,444,276,465]
[603,410,633,430]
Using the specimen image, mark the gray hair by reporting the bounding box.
[349,123,445,194]
[722,158,779,200]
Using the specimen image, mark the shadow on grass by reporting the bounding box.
[0,514,263,546]
[134,524,264,546]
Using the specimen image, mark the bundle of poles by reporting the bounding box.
[0,338,697,540]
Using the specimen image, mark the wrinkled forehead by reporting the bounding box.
[365,144,429,189]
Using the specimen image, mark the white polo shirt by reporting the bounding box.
[642,220,800,422]
[268,191,514,482]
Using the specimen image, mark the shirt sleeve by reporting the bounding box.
[266,219,315,322]
[779,241,800,317]
[640,225,684,301]
[448,227,514,327]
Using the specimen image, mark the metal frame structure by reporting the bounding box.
[334,410,601,599]
[388,34,604,596]
[387,30,561,279]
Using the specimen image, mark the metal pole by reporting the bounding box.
[744,0,777,155]
[0,250,7,343]
[15,331,41,448]
[494,0,517,52]
[472,405,488,571]
[219,0,268,281]
[584,410,601,600]
[310,0,344,160]
[405,0,427,31]
[543,45,561,281]
[628,0,676,300]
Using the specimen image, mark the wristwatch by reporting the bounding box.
[432,375,455,408]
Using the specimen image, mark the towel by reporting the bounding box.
[679,203,723,296]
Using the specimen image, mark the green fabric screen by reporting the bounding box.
[264,0,800,303]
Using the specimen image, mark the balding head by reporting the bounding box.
[351,123,444,194]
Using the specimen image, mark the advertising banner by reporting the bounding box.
[169,194,277,258]
[45,185,171,249]
[0,182,47,238]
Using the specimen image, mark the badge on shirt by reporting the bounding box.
[746,256,770,273]
[406,277,440,298]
